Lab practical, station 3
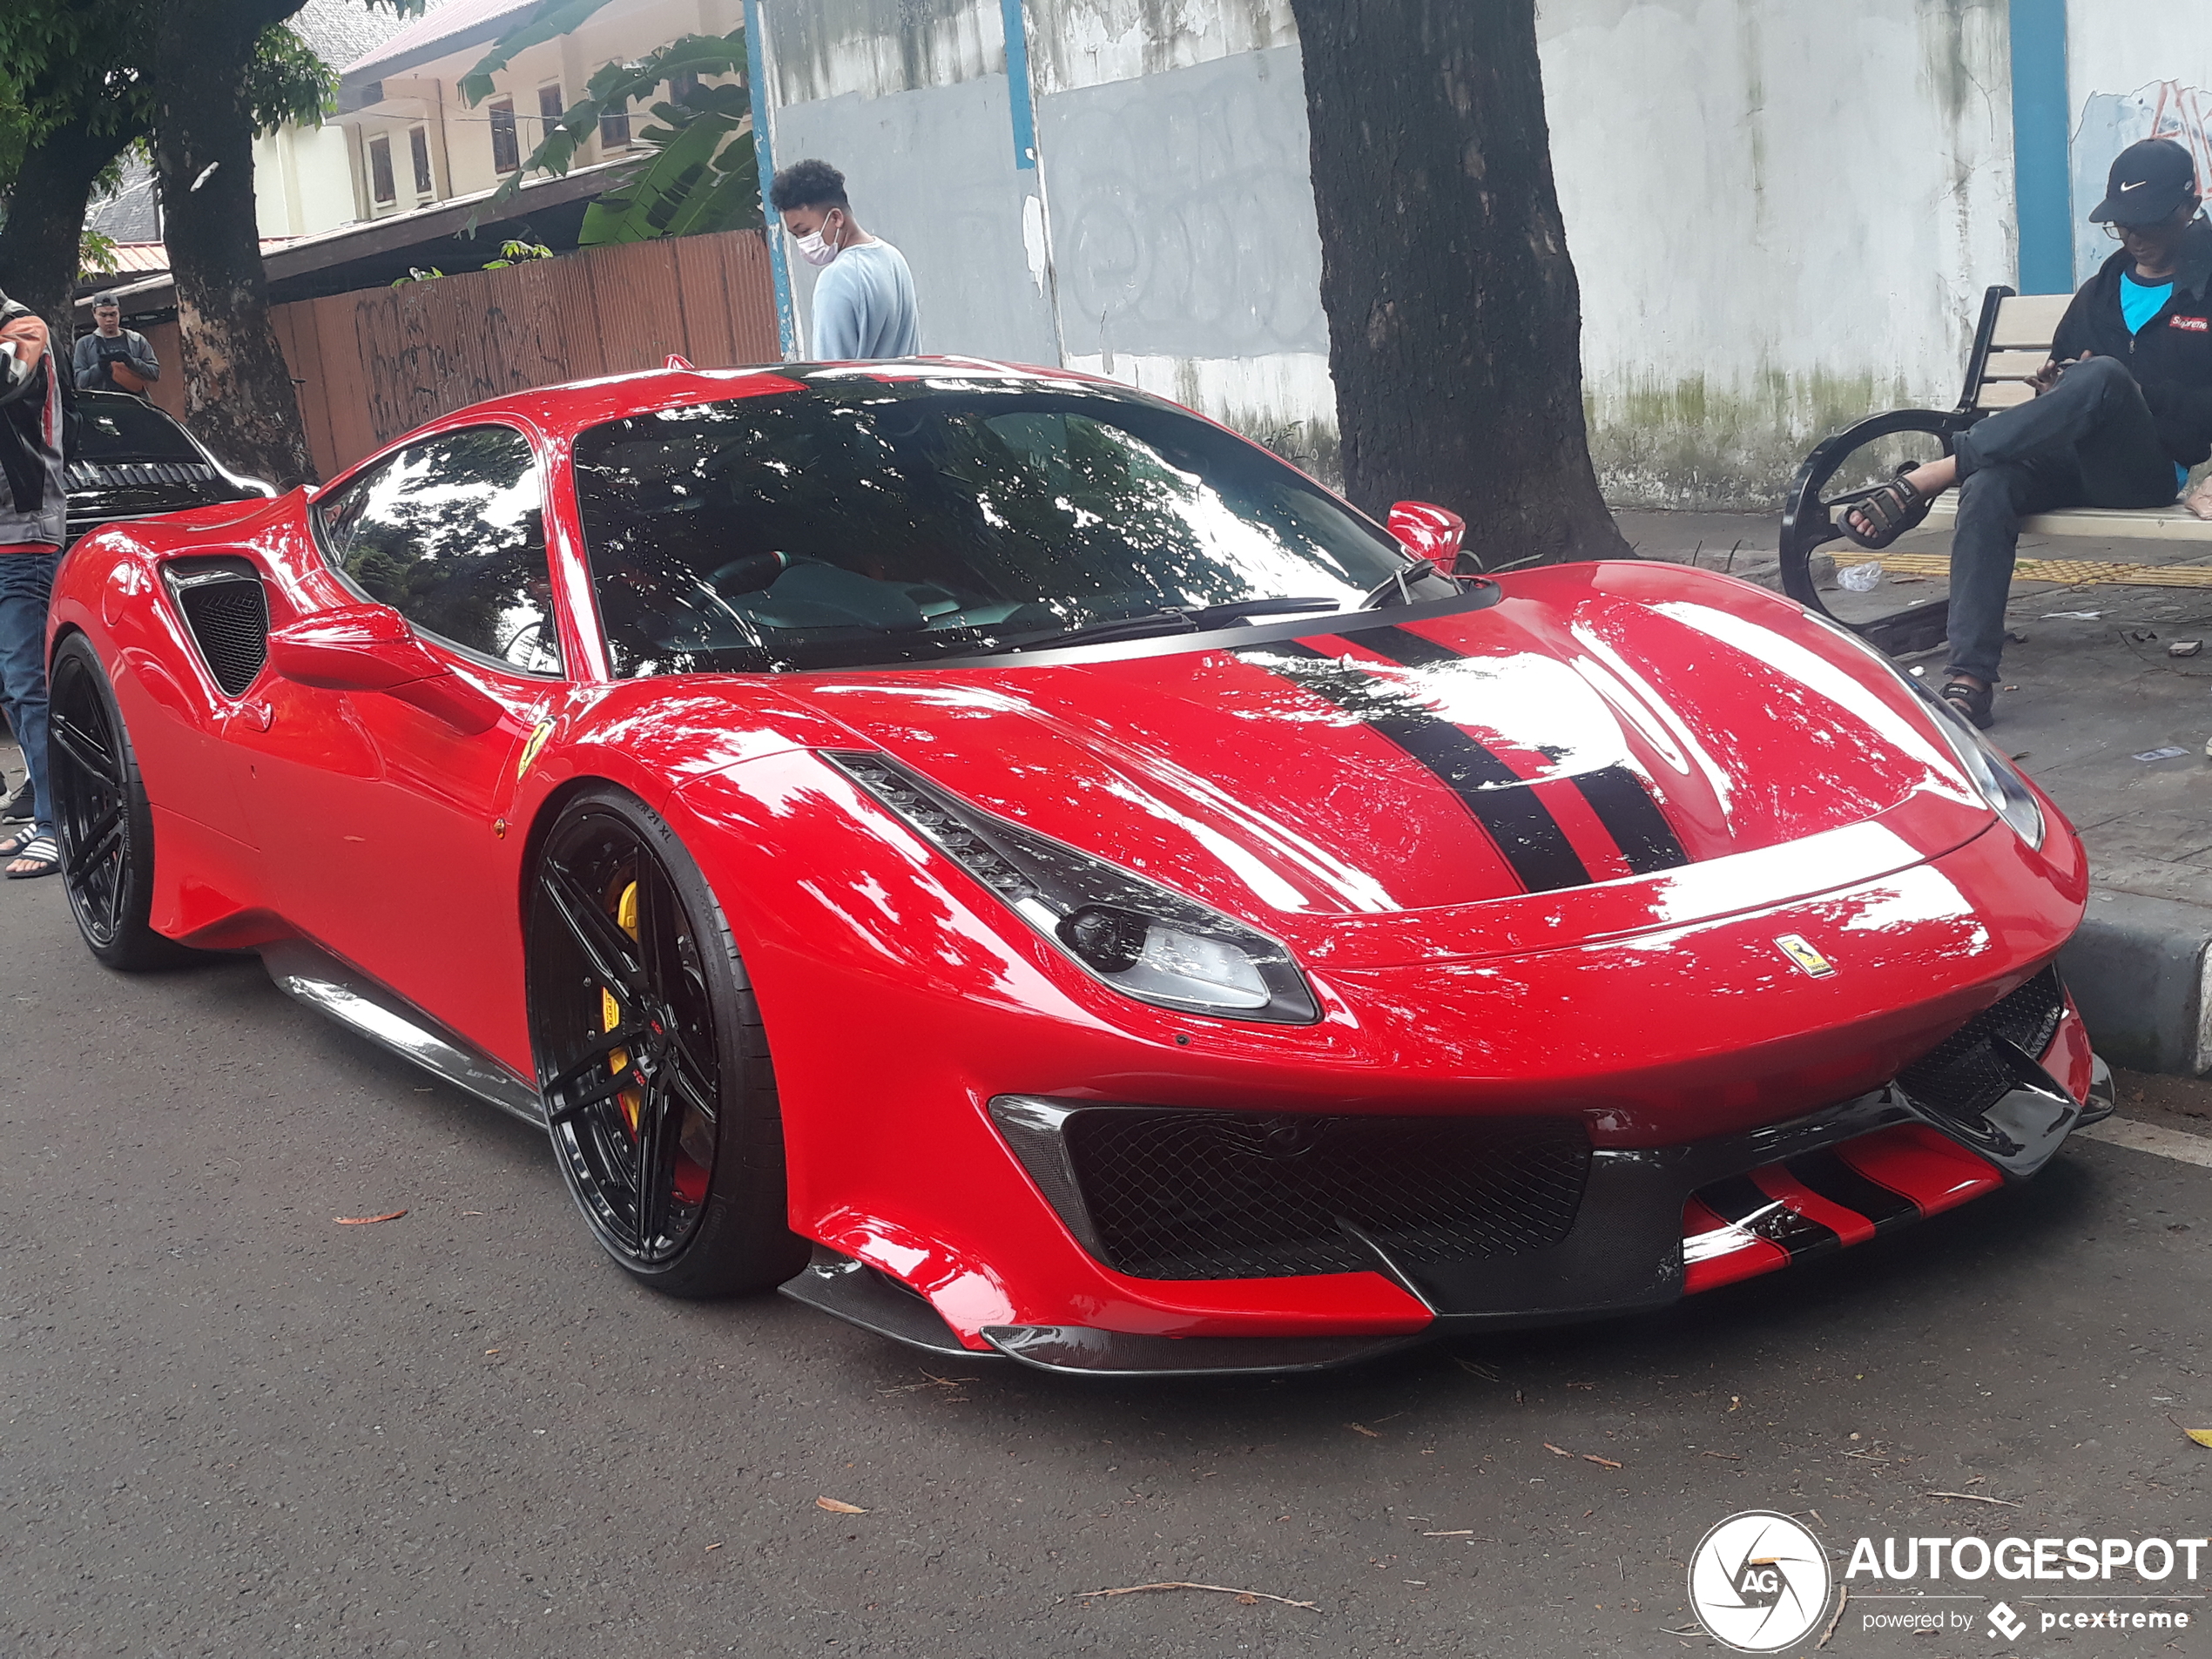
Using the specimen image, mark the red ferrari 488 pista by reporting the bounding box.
[48,360,2107,1375]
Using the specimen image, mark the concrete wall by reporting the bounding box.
[764,0,1061,363]
[754,0,2026,509]
[1540,0,2015,509]
[2067,10,2212,286]
[758,0,1337,476]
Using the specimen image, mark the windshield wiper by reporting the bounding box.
[995,597,1344,654]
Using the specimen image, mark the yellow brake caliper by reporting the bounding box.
[601,880,644,1133]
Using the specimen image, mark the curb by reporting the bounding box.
[2060,888,2212,1076]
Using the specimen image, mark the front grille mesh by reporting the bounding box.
[177,578,269,698]
[1897,965,2066,1122]
[1061,1109,1590,1280]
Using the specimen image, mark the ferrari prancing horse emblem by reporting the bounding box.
[516,719,555,780]
[1774,934,1835,977]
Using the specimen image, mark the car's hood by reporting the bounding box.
[749,564,2007,956]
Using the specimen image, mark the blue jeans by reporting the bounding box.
[0,550,56,838]
[1945,356,2179,685]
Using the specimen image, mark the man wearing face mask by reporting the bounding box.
[769,158,919,360]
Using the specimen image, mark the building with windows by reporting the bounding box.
[333,0,744,222]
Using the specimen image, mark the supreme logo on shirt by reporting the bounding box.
[2170,314,2210,331]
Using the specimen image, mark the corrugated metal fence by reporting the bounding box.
[142,228,780,480]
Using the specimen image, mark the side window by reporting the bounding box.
[316,427,562,675]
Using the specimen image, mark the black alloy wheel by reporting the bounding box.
[525,786,806,1298]
[48,632,192,970]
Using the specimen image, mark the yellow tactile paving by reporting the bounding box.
[1829,551,2212,588]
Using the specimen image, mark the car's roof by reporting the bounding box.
[423,356,1130,438]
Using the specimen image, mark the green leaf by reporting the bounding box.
[460,0,620,106]
[577,114,738,245]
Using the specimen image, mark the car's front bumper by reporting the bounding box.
[781,972,2107,1376]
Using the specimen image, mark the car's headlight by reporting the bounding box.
[824,750,1320,1023]
[1800,610,2045,849]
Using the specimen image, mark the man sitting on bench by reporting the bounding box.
[1840,138,2212,729]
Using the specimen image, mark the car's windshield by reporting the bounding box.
[72,395,202,463]
[570,370,1420,675]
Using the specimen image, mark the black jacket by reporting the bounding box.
[2053,218,2212,466]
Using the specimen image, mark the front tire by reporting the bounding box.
[525,786,806,1298]
[49,632,193,971]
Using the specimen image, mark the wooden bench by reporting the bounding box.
[1778,285,2212,653]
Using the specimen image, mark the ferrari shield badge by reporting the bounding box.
[516,719,555,780]
[1774,934,1835,978]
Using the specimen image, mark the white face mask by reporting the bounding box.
[794,213,842,267]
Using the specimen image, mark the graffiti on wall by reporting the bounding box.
[2073,80,2212,284]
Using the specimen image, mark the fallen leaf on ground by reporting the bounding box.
[816,1497,868,1514]
[335,1210,407,1224]
[1702,1450,1740,1460]
[705,1541,722,1551]
[2185,1428,2212,1448]
[1345,1422,1379,1438]
[1070,1581,1318,1611]
[1583,1454,1623,1469]
[1543,1442,1573,1457]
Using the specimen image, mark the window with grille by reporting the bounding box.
[537,83,563,125]
[408,125,432,197]
[489,99,518,172]
[368,134,395,205]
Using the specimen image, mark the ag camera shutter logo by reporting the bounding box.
[1688,1510,1835,1652]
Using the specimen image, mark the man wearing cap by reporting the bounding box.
[72,294,160,396]
[1838,137,2212,729]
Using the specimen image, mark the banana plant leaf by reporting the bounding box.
[578,115,745,246]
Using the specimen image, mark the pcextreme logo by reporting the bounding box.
[1687,1510,1834,1652]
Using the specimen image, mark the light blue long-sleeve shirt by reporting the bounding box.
[811,239,919,360]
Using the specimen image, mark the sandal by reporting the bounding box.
[1838,468,1934,550]
[0,827,38,858]
[1940,677,1994,731]
[4,833,59,879]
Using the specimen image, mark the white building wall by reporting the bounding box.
[2066,8,2212,285]
[1541,0,2015,508]
[252,124,361,239]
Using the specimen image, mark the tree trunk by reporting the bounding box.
[1285,0,1629,567]
[153,0,317,487]
[0,117,138,344]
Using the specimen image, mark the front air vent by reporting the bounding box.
[1897,964,2067,1123]
[162,558,269,698]
[67,460,221,489]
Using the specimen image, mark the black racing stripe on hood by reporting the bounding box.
[1568,765,1689,874]
[1238,642,1591,894]
[1341,623,1689,877]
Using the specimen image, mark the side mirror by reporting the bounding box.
[1387,501,1467,575]
[267,604,502,734]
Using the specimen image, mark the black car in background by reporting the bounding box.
[66,391,274,548]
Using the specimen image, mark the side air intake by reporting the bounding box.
[163,558,270,698]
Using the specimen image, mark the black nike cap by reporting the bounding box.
[2090,137,2199,225]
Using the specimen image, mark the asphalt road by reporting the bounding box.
[3,873,2209,1659]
